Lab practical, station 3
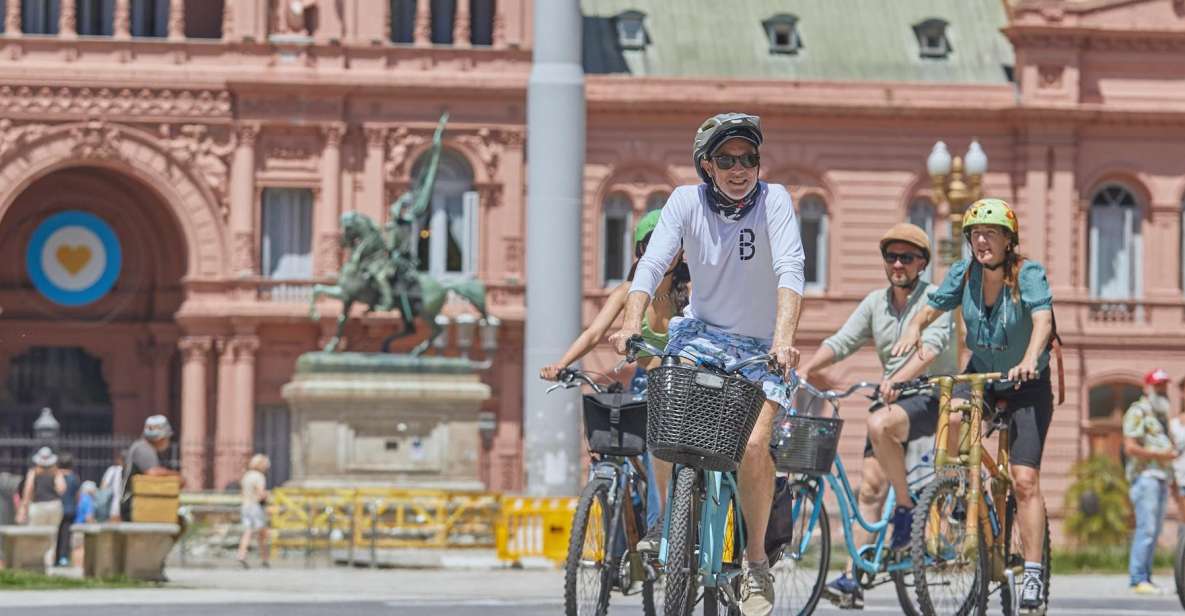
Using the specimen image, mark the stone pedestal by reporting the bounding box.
[0,525,56,571]
[78,522,179,580]
[281,353,492,489]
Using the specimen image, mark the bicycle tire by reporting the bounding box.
[772,479,830,616]
[1176,533,1185,611]
[1000,495,1050,616]
[664,467,699,616]
[910,473,988,616]
[564,478,614,616]
[892,567,925,616]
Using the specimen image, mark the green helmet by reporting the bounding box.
[635,210,662,246]
[962,198,1019,244]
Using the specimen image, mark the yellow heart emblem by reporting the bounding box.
[56,244,92,275]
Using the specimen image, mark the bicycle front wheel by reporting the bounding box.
[910,473,987,616]
[664,467,700,616]
[771,479,830,616]
[564,477,614,616]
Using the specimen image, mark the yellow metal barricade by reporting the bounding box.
[495,496,577,565]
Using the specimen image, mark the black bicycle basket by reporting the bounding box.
[772,414,844,475]
[582,392,648,457]
[645,364,766,472]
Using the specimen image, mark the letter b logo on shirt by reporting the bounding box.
[739,228,756,261]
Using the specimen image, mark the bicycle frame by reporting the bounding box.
[927,372,1014,582]
[658,467,745,599]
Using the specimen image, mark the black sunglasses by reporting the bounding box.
[882,251,924,265]
[711,153,760,170]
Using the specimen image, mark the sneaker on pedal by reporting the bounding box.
[740,565,775,616]
[636,521,663,554]
[890,505,913,551]
[822,573,864,609]
[1020,572,1046,613]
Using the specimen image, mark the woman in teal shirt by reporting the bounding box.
[893,198,1054,614]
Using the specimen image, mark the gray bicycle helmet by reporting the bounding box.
[692,112,763,183]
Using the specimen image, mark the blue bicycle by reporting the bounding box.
[626,336,775,615]
[768,376,975,615]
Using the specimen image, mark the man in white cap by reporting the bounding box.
[120,415,183,521]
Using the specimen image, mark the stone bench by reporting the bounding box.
[78,522,180,581]
[0,525,57,571]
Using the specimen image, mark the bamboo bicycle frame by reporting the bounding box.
[928,372,1016,584]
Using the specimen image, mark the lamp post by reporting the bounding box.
[927,140,988,266]
[927,140,988,363]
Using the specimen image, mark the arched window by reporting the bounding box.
[799,195,828,292]
[907,198,937,282]
[411,150,478,276]
[645,191,669,212]
[602,193,633,286]
[1089,184,1142,300]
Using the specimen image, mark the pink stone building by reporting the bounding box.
[2,1,1185,534]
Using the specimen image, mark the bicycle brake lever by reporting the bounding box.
[545,383,563,394]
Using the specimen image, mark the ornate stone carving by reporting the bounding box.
[159,124,237,218]
[385,126,428,180]
[0,120,49,159]
[230,335,261,360]
[60,0,77,36]
[168,0,185,39]
[114,0,130,38]
[178,336,213,363]
[0,85,232,119]
[4,1,19,35]
[316,231,341,275]
[237,122,260,146]
[321,123,346,148]
[364,126,387,150]
[233,230,256,274]
[69,120,124,160]
[1038,65,1064,89]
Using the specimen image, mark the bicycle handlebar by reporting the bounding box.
[623,335,778,377]
[790,372,879,402]
[545,368,609,394]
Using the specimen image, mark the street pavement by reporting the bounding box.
[0,567,1181,615]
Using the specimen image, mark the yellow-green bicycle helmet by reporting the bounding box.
[962,198,1019,245]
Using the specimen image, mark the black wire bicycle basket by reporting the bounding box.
[644,364,766,472]
[582,392,648,457]
[771,387,844,475]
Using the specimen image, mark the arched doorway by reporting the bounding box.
[0,166,188,437]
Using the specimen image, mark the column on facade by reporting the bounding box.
[453,0,471,47]
[5,0,20,36]
[414,0,431,45]
[168,0,185,40]
[233,336,259,473]
[230,123,259,276]
[114,0,130,38]
[178,337,212,490]
[362,125,387,223]
[213,338,238,489]
[316,123,345,276]
[59,0,77,38]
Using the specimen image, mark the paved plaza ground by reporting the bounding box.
[0,567,1180,615]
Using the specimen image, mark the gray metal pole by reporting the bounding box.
[522,0,585,496]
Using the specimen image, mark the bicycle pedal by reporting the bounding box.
[823,589,864,610]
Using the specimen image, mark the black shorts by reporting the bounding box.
[983,369,1054,470]
[862,393,940,458]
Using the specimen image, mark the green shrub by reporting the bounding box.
[1063,454,1131,547]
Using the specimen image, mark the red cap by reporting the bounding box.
[1145,368,1170,386]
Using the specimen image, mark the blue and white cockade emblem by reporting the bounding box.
[26,211,122,307]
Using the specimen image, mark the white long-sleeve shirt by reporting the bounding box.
[631,182,806,340]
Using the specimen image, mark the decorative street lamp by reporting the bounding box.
[928,140,988,266]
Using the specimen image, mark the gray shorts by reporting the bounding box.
[241,503,268,530]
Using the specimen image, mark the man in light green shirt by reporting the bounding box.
[799,223,956,605]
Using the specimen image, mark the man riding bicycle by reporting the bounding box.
[610,112,805,616]
[893,198,1056,615]
[798,222,957,603]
